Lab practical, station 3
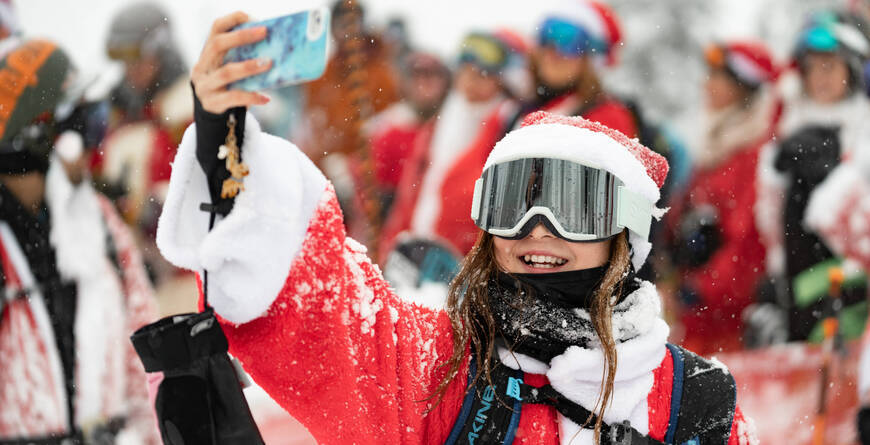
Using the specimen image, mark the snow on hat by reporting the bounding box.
[544,0,623,66]
[707,41,780,88]
[482,111,669,269]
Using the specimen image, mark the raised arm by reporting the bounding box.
[156,12,466,444]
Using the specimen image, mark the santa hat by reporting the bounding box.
[545,0,623,66]
[482,111,669,269]
[707,41,780,88]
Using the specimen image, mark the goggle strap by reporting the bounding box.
[616,186,652,240]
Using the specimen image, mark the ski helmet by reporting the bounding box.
[0,39,74,174]
[106,2,174,62]
[457,32,510,76]
[794,10,870,91]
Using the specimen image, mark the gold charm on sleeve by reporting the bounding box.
[218,114,249,199]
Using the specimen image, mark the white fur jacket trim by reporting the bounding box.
[157,114,327,324]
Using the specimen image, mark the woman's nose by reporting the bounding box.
[528,223,556,239]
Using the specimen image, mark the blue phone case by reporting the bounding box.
[224,8,330,91]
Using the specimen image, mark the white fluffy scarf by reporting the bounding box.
[45,157,127,426]
[497,280,669,445]
[698,88,776,169]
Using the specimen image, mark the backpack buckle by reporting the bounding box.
[609,420,636,445]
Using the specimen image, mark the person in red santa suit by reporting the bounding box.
[512,0,637,139]
[0,40,158,444]
[341,51,450,246]
[666,41,783,355]
[364,51,450,217]
[379,32,519,259]
[154,12,757,444]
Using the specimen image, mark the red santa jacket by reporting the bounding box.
[668,93,781,355]
[156,114,755,445]
[669,147,769,355]
[0,161,158,443]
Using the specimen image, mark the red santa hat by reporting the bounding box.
[482,111,669,269]
[706,41,780,88]
[547,0,623,66]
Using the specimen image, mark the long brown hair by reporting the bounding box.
[432,230,631,444]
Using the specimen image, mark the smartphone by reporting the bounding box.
[224,8,330,91]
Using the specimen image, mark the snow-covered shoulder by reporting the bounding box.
[156,113,327,324]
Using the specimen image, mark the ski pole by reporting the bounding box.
[812,266,844,445]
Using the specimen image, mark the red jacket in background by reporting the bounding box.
[379,100,515,259]
[669,94,782,355]
[534,94,638,139]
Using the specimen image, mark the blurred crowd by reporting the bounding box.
[1,0,870,443]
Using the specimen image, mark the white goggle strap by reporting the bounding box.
[616,185,653,240]
[471,178,483,221]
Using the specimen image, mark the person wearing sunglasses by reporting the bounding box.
[156,11,757,444]
[379,32,519,260]
[509,0,637,142]
[754,10,870,344]
[665,42,783,355]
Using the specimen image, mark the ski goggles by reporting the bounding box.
[537,17,604,58]
[458,33,508,73]
[471,158,653,242]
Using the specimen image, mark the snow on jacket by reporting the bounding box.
[379,93,517,259]
[0,159,158,443]
[156,114,756,445]
[669,89,781,355]
[756,92,870,277]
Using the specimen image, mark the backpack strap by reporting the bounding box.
[444,356,524,445]
[664,343,685,444]
[667,344,737,445]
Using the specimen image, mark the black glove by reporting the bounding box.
[859,406,870,445]
[775,125,841,187]
[131,310,265,445]
[674,204,720,268]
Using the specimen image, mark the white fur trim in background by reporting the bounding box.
[157,114,328,324]
[46,157,127,425]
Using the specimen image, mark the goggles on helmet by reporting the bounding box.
[471,157,653,242]
[537,17,604,58]
[458,34,508,73]
[796,12,870,57]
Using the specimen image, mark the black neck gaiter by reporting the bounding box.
[488,265,639,363]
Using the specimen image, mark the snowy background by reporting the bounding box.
[16,0,841,127]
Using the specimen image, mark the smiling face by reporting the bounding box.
[492,223,612,273]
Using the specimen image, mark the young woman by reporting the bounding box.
[156,12,755,445]
[516,0,637,139]
[667,41,781,355]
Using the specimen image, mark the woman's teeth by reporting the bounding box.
[522,255,567,268]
